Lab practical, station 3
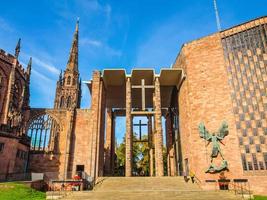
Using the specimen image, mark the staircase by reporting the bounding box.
[60,177,241,200]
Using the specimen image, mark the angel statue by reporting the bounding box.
[198,121,229,173]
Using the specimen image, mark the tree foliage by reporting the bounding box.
[116,133,150,176]
[116,133,168,176]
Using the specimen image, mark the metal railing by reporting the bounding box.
[230,179,252,200]
[204,178,252,199]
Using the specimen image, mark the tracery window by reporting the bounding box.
[67,76,71,85]
[27,114,60,152]
[0,75,3,88]
[0,72,6,112]
[60,96,64,108]
[13,82,21,107]
[66,96,71,108]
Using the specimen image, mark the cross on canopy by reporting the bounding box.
[132,79,154,110]
[133,119,147,141]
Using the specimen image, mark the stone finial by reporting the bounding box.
[26,57,32,79]
[59,70,63,81]
[15,38,21,59]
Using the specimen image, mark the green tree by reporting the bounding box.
[115,133,150,176]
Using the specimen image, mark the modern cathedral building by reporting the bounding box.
[0,16,266,194]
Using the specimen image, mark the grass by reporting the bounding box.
[0,182,45,200]
[254,196,267,200]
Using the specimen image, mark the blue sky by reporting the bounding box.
[0,0,266,144]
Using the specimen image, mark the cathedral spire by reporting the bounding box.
[54,19,81,110]
[15,38,21,59]
[66,19,79,72]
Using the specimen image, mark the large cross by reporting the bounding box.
[132,79,154,110]
[133,119,147,141]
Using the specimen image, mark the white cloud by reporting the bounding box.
[54,0,112,22]
[80,38,102,47]
[31,69,53,82]
[21,53,60,75]
[0,17,13,32]
[104,45,121,57]
[30,69,56,108]
[78,0,112,17]
[31,56,60,75]
[80,37,122,57]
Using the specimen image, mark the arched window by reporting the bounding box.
[27,114,60,152]
[0,72,6,112]
[72,78,76,85]
[0,75,3,88]
[60,96,64,108]
[13,82,21,108]
[66,96,72,108]
[0,73,4,110]
[67,76,71,85]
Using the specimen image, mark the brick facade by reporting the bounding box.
[173,16,267,194]
[0,39,31,176]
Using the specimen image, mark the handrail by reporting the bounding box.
[228,181,252,200]
[204,179,252,200]
[183,171,202,188]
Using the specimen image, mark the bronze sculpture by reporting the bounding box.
[198,121,229,173]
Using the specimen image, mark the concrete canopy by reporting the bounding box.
[86,68,184,109]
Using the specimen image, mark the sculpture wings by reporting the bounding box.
[217,121,229,139]
[198,122,212,141]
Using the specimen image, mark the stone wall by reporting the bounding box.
[174,33,244,182]
[174,17,267,194]
[69,109,93,177]
[0,136,29,175]
[28,154,60,179]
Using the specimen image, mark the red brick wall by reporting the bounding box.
[174,31,267,194]
[174,33,243,181]
[70,109,93,177]
[28,109,93,179]
[0,136,29,175]
[28,154,60,179]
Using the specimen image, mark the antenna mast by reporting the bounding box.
[213,0,222,31]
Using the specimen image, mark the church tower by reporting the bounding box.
[54,20,81,109]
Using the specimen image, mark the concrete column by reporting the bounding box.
[89,71,105,179]
[154,77,164,176]
[96,80,106,177]
[104,108,114,175]
[125,77,132,177]
[111,116,115,175]
[148,116,154,176]
[62,110,75,180]
[166,114,171,176]
[166,112,177,176]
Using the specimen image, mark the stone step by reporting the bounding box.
[63,191,241,200]
[94,177,200,191]
[58,177,242,200]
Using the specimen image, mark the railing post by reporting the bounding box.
[241,184,244,199]
[248,182,252,200]
[234,183,236,195]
